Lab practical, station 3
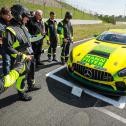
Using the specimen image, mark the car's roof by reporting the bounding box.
[108,29,126,34]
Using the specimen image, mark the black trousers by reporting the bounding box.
[27,57,35,87]
[48,38,58,59]
[32,41,42,64]
[61,41,71,62]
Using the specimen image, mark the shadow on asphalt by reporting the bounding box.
[46,77,109,108]
[35,61,61,72]
[0,94,18,109]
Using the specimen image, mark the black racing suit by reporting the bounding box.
[57,19,73,62]
[26,17,45,64]
[45,19,58,59]
[3,19,34,94]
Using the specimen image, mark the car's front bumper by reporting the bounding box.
[68,68,126,95]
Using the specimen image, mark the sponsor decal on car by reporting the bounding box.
[81,54,107,67]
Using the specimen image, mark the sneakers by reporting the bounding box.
[48,58,52,62]
[18,92,32,101]
[52,58,59,62]
[0,78,6,94]
[28,85,41,92]
[48,57,59,62]
[61,60,65,65]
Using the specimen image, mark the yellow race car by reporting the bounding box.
[67,29,126,95]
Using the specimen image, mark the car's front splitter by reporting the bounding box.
[68,70,126,96]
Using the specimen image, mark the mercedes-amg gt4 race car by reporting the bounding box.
[67,29,126,95]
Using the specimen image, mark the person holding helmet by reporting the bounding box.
[45,11,58,62]
[2,4,40,101]
[0,53,29,95]
[57,11,73,65]
[21,9,42,93]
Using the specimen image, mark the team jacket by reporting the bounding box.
[27,17,45,37]
[57,19,73,43]
[45,19,58,41]
[3,19,33,59]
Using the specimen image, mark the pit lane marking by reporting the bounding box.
[93,99,126,124]
[94,107,126,124]
[46,66,126,109]
[46,66,126,124]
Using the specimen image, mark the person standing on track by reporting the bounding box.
[27,10,45,67]
[45,11,59,62]
[57,12,73,65]
[0,7,12,76]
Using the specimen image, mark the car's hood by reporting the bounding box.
[73,39,126,74]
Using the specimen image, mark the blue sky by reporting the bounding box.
[62,0,126,16]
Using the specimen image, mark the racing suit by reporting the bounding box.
[57,19,73,63]
[27,17,45,65]
[2,19,34,95]
[45,19,58,60]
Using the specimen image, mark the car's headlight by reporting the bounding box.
[118,68,126,77]
[69,50,73,62]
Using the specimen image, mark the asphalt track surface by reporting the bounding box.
[0,40,126,126]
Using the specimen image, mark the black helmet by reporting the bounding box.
[11,4,30,21]
[65,11,72,19]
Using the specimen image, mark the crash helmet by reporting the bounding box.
[65,11,72,19]
[11,4,31,22]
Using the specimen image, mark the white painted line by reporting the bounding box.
[84,88,125,109]
[94,107,126,124]
[44,38,93,52]
[46,66,126,109]
[46,65,66,76]
[47,73,74,87]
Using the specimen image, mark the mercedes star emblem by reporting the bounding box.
[84,69,92,78]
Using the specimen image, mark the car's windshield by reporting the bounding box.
[96,31,126,44]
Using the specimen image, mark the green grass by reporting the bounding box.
[42,23,126,49]
[0,0,98,20]
[73,23,126,41]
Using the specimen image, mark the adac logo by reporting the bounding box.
[84,69,92,79]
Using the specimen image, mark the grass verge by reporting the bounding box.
[73,23,126,41]
[0,0,98,20]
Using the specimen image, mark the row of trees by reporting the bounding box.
[94,14,126,24]
[98,15,116,24]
